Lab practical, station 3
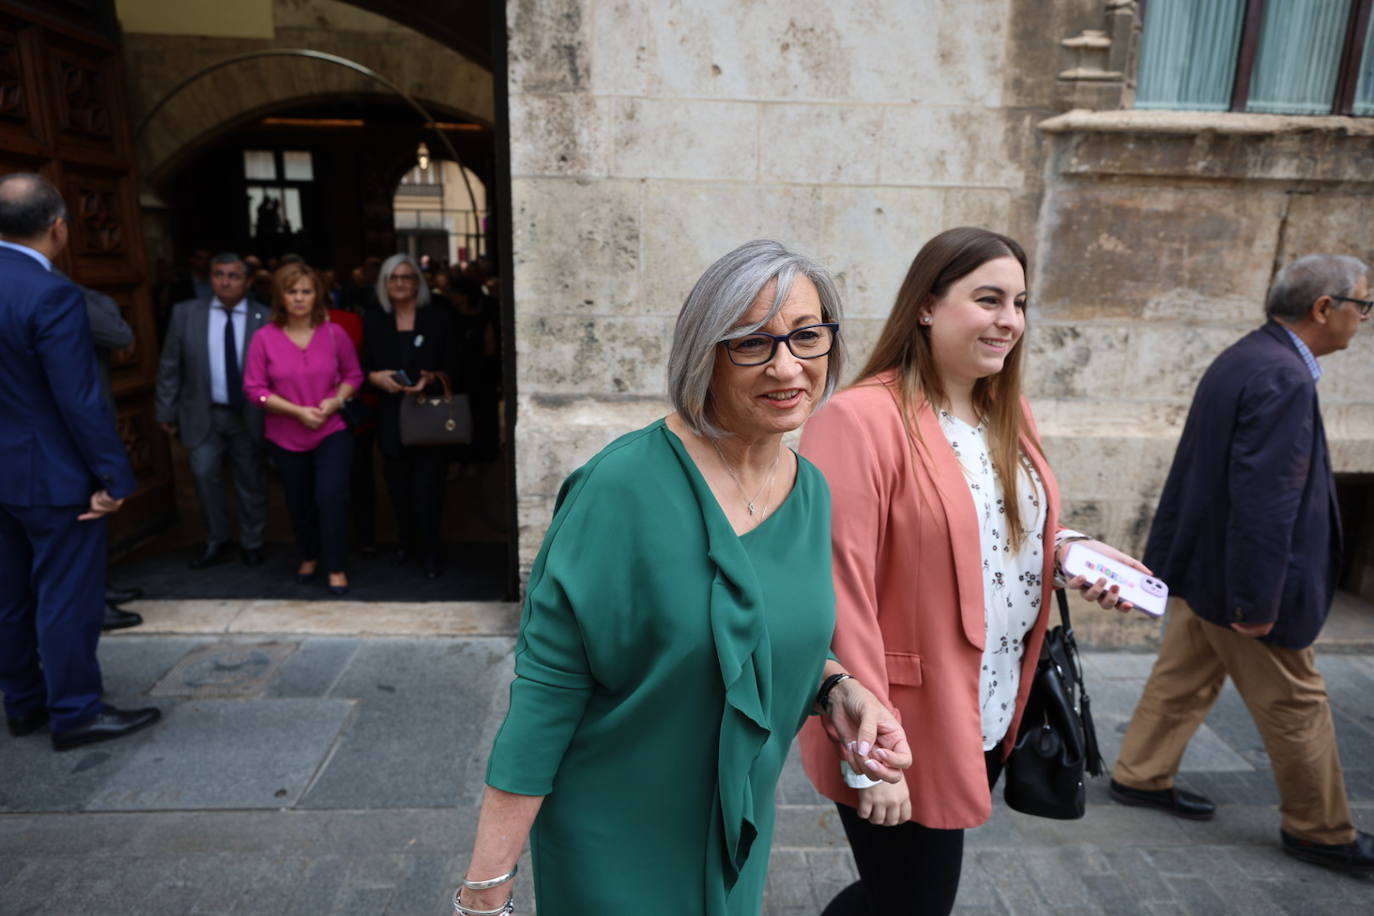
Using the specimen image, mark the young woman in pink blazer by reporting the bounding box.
[799,227,1146,914]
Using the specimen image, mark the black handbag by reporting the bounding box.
[399,372,472,446]
[1003,588,1105,819]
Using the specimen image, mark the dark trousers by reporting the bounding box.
[382,447,447,560]
[187,406,266,549]
[823,750,1004,916]
[350,432,377,550]
[0,503,106,731]
[270,431,353,573]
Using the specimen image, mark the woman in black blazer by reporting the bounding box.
[362,254,459,578]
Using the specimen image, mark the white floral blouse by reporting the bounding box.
[937,410,1047,750]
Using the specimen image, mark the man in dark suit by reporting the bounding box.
[156,253,269,568]
[74,276,144,630]
[1111,253,1373,871]
[0,172,161,751]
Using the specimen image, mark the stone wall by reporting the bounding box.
[1031,109,1374,644]
[507,0,1110,567]
[500,1,1374,648]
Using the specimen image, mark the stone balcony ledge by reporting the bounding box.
[1039,108,1374,137]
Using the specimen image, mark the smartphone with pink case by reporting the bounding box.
[1062,543,1169,617]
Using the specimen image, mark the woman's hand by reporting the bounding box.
[318,396,341,416]
[857,775,911,826]
[295,405,327,431]
[400,369,436,395]
[822,678,912,783]
[368,370,404,394]
[1060,538,1150,613]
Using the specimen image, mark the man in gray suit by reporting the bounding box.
[155,253,268,568]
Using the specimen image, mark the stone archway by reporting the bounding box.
[123,0,493,192]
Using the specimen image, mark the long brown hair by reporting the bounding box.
[857,226,1043,549]
[270,262,328,327]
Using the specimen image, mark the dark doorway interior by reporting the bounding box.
[113,96,512,601]
[1336,474,1374,604]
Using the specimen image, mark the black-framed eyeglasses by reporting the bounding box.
[1331,295,1374,317]
[721,323,839,366]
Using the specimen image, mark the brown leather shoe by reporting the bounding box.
[1108,779,1216,820]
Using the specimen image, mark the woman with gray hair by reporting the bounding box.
[362,253,459,577]
[454,240,911,916]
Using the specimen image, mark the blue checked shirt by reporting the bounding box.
[1281,325,1322,383]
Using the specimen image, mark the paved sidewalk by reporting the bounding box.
[2,636,1371,914]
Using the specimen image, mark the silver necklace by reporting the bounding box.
[710,437,781,517]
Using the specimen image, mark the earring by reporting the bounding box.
[920,315,931,324]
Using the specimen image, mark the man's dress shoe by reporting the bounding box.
[101,604,143,631]
[1282,829,1374,870]
[241,547,265,566]
[1108,779,1215,820]
[189,542,232,569]
[105,585,143,604]
[51,706,161,752]
[6,708,48,737]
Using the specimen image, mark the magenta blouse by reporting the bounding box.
[243,322,364,452]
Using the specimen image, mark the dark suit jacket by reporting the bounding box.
[0,246,137,506]
[155,296,268,448]
[362,304,459,458]
[1143,321,1340,650]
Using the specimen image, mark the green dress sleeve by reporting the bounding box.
[485,467,599,796]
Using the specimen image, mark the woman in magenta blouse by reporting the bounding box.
[243,263,363,595]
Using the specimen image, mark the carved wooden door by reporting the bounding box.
[0,2,173,545]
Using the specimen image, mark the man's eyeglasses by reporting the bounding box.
[1331,296,1374,317]
[721,323,839,366]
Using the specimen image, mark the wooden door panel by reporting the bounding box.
[0,1,173,548]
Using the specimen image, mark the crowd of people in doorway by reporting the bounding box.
[152,247,502,593]
[3,169,1372,915]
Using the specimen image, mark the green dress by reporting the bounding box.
[486,419,834,915]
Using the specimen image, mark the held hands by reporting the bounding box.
[368,369,434,395]
[1060,538,1150,613]
[295,404,327,430]
[78,489,123,521]
[857,775,911,827]
[821,678,911,784]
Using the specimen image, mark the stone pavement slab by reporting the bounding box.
[2,638,1372,914]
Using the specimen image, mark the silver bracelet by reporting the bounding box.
[452,889,513,916]
[462,864,518,890]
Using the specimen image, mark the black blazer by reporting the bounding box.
[1143,321,1340,649]
[362,304,459,457]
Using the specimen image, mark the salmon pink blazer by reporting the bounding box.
[799,371,1063,830]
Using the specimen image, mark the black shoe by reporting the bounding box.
[6,708,48,737]
[101,604,143,631]
[105,585,143,604]
[51,706,161,752]
[390,549,410,567]
[1108,779,1215,820]
[241,547,265,566]
[1281,829,1374,870]
[423,558,443,579]
[189,542,232,569]
[329,584,350,596]
[295,564,319,585]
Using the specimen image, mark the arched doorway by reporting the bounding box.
[112,89,512,601]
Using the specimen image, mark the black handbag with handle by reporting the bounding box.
[1003,588,1105,819]
[399,371,472,446]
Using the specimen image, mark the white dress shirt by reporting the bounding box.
[206,298,249,406]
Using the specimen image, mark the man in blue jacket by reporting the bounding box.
[1110,253,1373,870]
[0,172,160,751]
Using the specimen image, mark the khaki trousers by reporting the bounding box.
[1113,598,1355,844]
